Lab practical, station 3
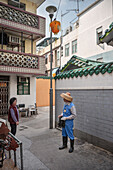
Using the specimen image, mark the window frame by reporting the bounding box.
[57,50,60,61]
[8,1,26,11]
[72,39,77,54]
[65,43,70,57]
[45,54,48,64]
[17,76,30,95]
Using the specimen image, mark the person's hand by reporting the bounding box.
[61,117,67,121]
[16,121,19,125]
[58,115,62,118]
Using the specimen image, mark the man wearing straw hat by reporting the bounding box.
[58,92,76,153]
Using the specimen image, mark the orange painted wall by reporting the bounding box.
[36,79,55,107]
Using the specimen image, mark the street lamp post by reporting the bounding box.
[46,6,57,129]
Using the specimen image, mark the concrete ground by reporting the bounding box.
[6,107,113,170]
[0,159,18,170]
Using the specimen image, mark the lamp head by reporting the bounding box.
[46,6,57,15]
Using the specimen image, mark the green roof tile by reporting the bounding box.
[54,55,113,80]
[95,69,101,75]
[89,69,95,76]
[99,22,113,44]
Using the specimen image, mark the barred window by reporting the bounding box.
[17,77,30,95]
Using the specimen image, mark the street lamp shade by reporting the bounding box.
[46,6,57,15]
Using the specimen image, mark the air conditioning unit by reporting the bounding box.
[65,26,72,35]
[74,20,79,28]
[9,35,20,44]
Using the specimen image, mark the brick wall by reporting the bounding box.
[55,89,113,153]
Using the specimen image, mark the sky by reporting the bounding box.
[37,0,96,40]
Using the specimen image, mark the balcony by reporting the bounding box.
[0,2,45,39]
[0,49,45,76]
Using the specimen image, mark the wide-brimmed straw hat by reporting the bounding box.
[60,92,73,102]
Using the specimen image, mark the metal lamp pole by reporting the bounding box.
[46,6,57,129]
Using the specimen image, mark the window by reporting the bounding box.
[61,46,63,57]
[7,40,25,53]
[21,41,25,53]
[96,27,103,45]
[7,44,19,52]
[17,77,30,95]
[57,51,60,60]
[20,3,26,11]
[65,43,69,57]
[10,36,20,43]
[55,50,60,67]
[45,54,48,64]
[8,1,26,11]
[72,40,77,54]
[13,0,19,2]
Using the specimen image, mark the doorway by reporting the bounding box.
[0,76,9,115]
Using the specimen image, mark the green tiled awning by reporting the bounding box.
[54,55,113,80]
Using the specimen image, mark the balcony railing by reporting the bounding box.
[0,2,39,28]
[0,2,45,36]
[0,50,45,75]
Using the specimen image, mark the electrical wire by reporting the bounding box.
[55,0,62,20]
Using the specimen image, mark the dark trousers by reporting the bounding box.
[10,124,17,136]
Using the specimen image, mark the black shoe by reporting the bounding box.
[59,136,67,150]
[69,139,74,153]
[59,145,67,150]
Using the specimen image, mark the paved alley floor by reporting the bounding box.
[7,107,113,170]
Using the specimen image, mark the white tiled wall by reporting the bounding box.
[9,75,36,108]
[56,72,113,90]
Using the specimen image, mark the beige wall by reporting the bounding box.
[20,0,37,14]
[0,44,7,50]
[0,40,36,54]
[25,40,36,54]
[0,0,7,4]
[37,38,61,56]
[36,79,55,107]
[1,0,37,14]
[37,38,61,74]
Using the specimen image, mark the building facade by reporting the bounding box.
[61,0,113,67]
[37,38,61,76]
[0,0,46,115]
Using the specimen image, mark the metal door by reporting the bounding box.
[0,76,9,115]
